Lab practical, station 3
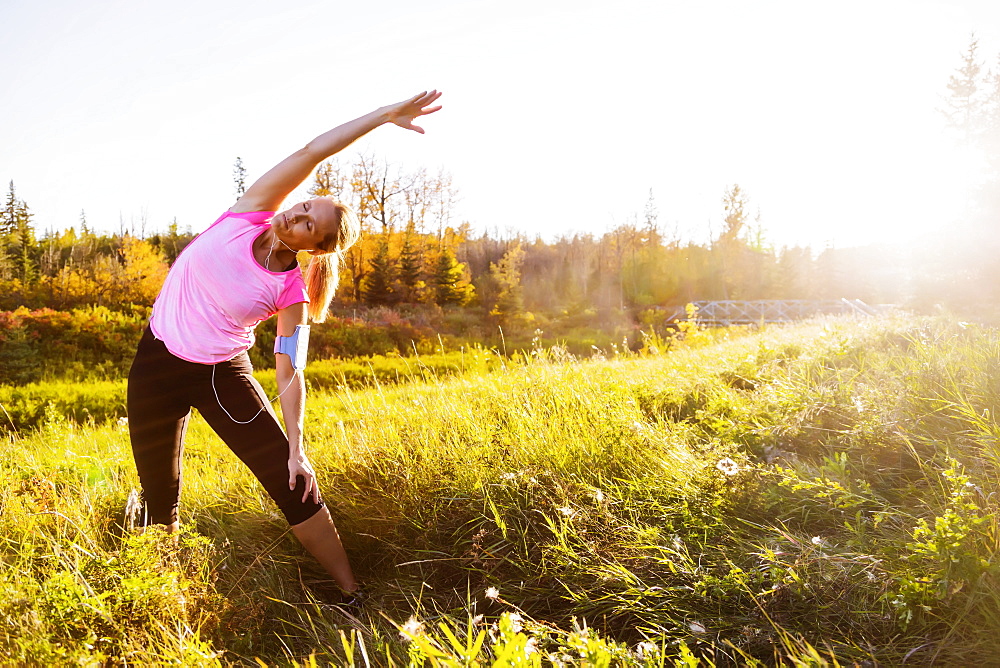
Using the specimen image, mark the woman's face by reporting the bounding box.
[272,198,339,253]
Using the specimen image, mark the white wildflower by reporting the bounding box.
[508,613,524,633]
[400,616,423,640]
[811,536,824,546]
[636,641,657,658]
[401,617,423,635]
[117,417,129,427]
[688,620,706,633]
[472,614,484,625]
[716,457,739,476]
[485,586,500,600]
[525,637,538,655]
[557,506,574,517]
[594,488,605,504]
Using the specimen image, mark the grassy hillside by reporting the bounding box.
[2,315,999,665]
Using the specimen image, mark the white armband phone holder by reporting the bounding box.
[274,325,310,371]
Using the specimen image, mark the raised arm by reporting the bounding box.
[232,90,443,213]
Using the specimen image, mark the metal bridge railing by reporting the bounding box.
[663,299,881,326]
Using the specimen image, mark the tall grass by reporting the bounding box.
[2,315,1000,664]
[0,348,503,434]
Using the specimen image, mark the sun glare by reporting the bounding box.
[914,141,986,231]
[846,138,988,248]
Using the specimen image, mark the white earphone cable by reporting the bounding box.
[214,231,304,424]
[211,363,299,424]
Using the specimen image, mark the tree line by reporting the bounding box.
[0,183,172,310]
[0,170,920,322]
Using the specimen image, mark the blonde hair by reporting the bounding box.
[304,200,361,323]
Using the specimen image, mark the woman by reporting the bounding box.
[127,90,443,598]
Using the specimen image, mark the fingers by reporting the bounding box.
[303,473,321,504]
[407,91,442,113]
[299,467,317,503]
[412,89,440,104]
[420,92,442,108]
[290,470,314,503]
[288,456,322,503]
[417,90,442,112]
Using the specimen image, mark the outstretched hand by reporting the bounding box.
[385,90,443,134]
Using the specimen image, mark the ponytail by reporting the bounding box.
[304,200,360,323]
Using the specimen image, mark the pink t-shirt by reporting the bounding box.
[149,210,309,363]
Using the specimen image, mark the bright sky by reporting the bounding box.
[2,0,998,249]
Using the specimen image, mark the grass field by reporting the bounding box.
[2,315,1000,666]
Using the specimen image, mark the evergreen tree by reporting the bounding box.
[942,35,984,143]
[233,157,248,198]
[0,182,14,280]
[362,236,396,305]
[2,182,36,283]
[984,54,1000,165]
[2,181,17,237]
[398,224,425,302]
[13,198,37,284]
[937,38,1000,305]
[432,246,474,306]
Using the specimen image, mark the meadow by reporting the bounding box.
[2,314,1000,666]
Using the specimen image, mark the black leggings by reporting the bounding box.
[126,326,324,526]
